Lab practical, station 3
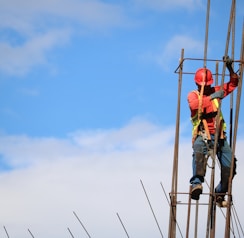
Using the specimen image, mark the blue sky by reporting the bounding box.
[0,0,244,237]
[2,0,243,137]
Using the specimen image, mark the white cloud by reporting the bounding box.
[69,118,175,152]
[0,0,128,33]
[0,119,243,237]
[140,34,203,70]
[0,0,207,76]
[161,35,203,65]
[0,29,71,75]
[0,0,129,76]
[160,35,203,69]
[0,120,176,237]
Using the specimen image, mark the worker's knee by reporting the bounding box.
[194,152,208,177]
[220,166,231,193]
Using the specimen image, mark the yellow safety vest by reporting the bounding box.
[191,90,226,141]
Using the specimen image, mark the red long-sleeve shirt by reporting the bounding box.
[187,74,239,134]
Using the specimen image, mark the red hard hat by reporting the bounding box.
[194,68,213,85]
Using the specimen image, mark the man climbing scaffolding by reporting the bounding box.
[187,56,239,206]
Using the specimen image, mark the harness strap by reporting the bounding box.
[202,119,211,140]
[191,90,226,143]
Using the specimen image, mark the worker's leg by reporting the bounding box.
[215,140,232,193]
[216,139,236,193]
[190,135,208,200]
[215,138,235,207]
[216,139,231,193]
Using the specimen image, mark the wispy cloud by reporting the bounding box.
[0,0,128,33]
[0,119,175,167]
[0,0,206,76]
[139,34,203,70]
[165,35,203,55]
[0,29,70,75]
[0,0,129,76]
[70,118,175,152]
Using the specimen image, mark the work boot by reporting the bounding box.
[216,195,228,208]
[191,184,203,200]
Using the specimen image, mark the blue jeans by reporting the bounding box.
[190,134,234,193]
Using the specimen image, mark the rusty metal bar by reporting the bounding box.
[225,15,244,238]
[207,62,219,238]
[73,211,91,238]
[203,0,211,68]
[168,48,184,238]
[174,57,244,75]
[28,229,35,238]
[3,226,10,238]
[224,0,237,237]
[229,0,236,147]
[194,200,199,238]
[140,180,164,238]
[67,228,75,238]
[160,182,184,237]
[185,186,192,238]
[116,213,130,238]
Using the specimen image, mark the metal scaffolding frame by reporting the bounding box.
[168,0,244,237]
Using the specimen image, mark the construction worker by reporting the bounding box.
[188,57,239,206]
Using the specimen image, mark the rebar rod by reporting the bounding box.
[116,213,130,238]
[231,205,240,237]
[194,200,199,238]
[174,57,244,74]
[207,62,219,238]
[140,180,164,238]
[160,182,183,238]
[3,226,10,238]
[67,227,75,238]
[207,156,216,238]
[168,48,184,238]
[160,182,170,205]
[229,3,236,148]
[203,0,211,68]
[73,211,91,238]
[186,186,192,238]
[232,203,244,236]
[28,229,35,238]
[225,17,244,238]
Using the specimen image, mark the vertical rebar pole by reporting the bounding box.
[210,62,219,238]
[168,48,184,238]
[208,150,217,238]
[223,0,237,237]
[225,17,243,238]
[160,183,183,238]
[203,0,211,68]
[206,62,219,238]
[203,1,212,237]
[185,186,192,238]
[229,1,236,148]
[194,200,199,238]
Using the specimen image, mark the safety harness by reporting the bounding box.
[191,90,226,145]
